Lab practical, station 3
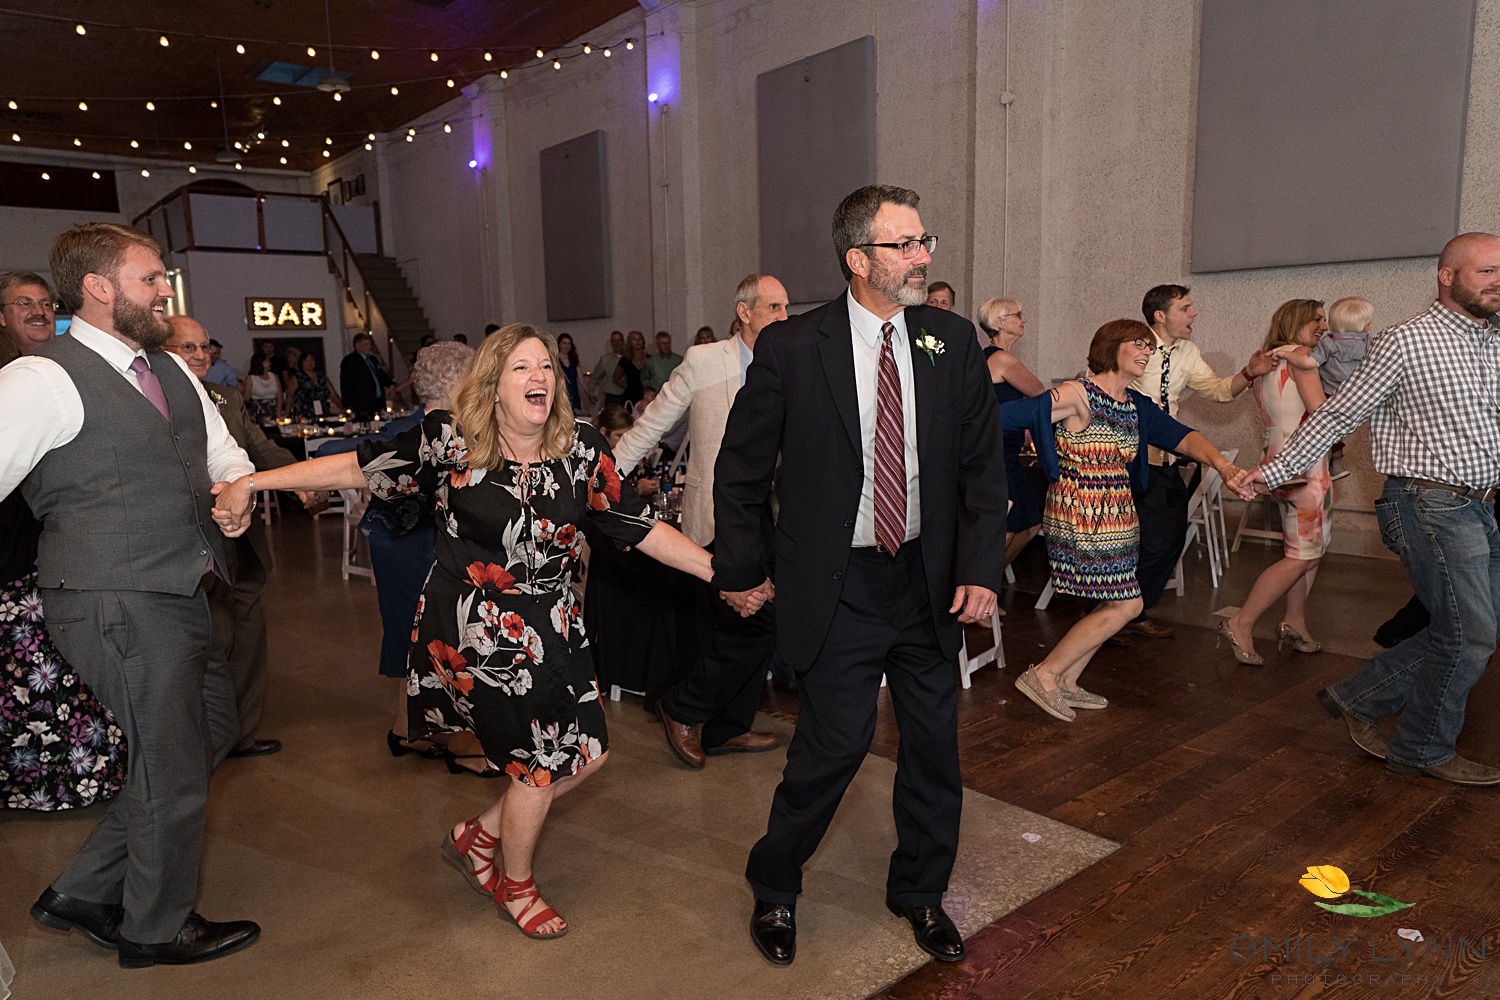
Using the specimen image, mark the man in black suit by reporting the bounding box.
[713,184,1008,966]
[338,332,392,419]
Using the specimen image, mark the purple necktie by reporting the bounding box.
[128,356,171,421]
[873,322,906,555]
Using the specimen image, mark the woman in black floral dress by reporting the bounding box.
[226,324,715,940]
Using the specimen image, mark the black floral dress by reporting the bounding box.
[359,414,655,785]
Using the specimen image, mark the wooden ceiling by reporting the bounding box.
[0,0,640,172]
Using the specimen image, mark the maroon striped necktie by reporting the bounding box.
[874,321,905,555]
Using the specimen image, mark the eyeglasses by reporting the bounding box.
[1130,338,1158,354]
[3,297,58,312]
[857,236,938,259]
[998,312,1024,321]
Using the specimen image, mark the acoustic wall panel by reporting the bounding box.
[540,130,612,322]
[757,36,876,303]
[1191,0,1475,272]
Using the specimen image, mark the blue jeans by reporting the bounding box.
[1328,480,1500,768]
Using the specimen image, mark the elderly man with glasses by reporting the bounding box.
[0,271,59,353]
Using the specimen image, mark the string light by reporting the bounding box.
[364,142,372,150]
[73,138,81,146]
[306,46,316,57]
[325,136,332,144]
[91,171,100,179]
[272,95,281,106]
[183,140,192,149]
[141,169,149,176]
[236,43,245,54]
[211,100,219,108]
[322,150,330,157]
[130,139,139,148]
[405,134,413,142]
[366,132,375,140]
[333,92,342,101]
[430,51,439,62]
[583,44,592,54]
[626,40,634,50]
[468,159,477,168]
[9,133,17,142]
[75,23,85,35]
[499,70,508,79]
[6,101,15,110]
[235,162,243,170]
[536,48,545,59]
[603,48,611,57]
[145,101,155,111]
[280,156,287,164]
[282,138,290,147]
[390,86,399,95]
[77,101,87,111]
[407,127,416,136]
[446,78,455,87]
[483,51,493,62]
[443,122,451,133]
[257,131,266,139]
[159,35,169,47]
[40,171,50,180]
[370,49,379,60]
[552,60,561,70]
[188,165,197,173]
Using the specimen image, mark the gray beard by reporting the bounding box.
[868,259,927,307]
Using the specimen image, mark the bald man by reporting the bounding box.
[1241,232,1500,786]
[164,316,298,758]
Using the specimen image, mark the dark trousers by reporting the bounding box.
[746,541,961,907]
[209,543,270,749]
[42,586,237,944]
[1133,462,1201,618]
[660,542,776,748]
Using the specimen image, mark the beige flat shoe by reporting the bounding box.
[1062,685,1108,710]
[1014,666,1076,722]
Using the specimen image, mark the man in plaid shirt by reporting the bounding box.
[1241,232,1500,786]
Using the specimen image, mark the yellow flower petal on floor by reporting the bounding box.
[1299,865,1350,898]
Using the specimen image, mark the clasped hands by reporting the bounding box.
[721,580,1002,625]
[721,578,775,618]
[210,475,321,538]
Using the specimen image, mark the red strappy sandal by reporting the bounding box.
[441,818,500,897]
[494,872,568,939]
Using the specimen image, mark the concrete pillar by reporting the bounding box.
[968,0,1010,343]
[464,74,518,325]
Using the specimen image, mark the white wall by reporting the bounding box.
[177,250,346,382]
[303,0,1500,553]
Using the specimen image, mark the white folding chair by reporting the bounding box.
[958,613,1006,689]
[338,488,375,584]
[1232,493,1284,552]
[258,488,279,527]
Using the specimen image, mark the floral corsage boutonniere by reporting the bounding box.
[206,387,228,411]
[915,330,945,366]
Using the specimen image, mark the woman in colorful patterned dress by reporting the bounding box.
[1001,320,1251,721]
[217,324,714,939]
[0,319,126,811]
[1219,300,1331,665]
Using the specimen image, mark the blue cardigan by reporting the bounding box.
[999,386,1193,495]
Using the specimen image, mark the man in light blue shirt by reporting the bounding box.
[203,340,241,388]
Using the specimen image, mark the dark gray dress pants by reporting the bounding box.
[41,585,238,944]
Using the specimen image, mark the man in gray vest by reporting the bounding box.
[0,223,261,967]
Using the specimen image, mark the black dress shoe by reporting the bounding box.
[30,887,123,949]
[886,895,965,962]
[118,913,261,968]
[227,738,282,758]
[750,899,796,966]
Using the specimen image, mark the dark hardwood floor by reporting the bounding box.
[770,588,1500,999]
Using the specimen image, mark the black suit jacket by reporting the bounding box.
[340,350,392,417]
[712,295,1008,672]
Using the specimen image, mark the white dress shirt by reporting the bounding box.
[847,290,920,547]
[0,315,253,500]
[1132,330,1238,465]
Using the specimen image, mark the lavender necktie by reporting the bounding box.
[128,356,171,421]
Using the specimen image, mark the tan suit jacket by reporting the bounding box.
[614,337,741,547]
[204,385,296,571]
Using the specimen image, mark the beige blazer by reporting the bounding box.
[613,337,742,547]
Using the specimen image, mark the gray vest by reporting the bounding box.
[21,334,228,596]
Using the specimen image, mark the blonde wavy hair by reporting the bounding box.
[450,323,575,469]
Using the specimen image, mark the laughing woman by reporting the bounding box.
[1000,320,1250,721]
[213,324,714,939]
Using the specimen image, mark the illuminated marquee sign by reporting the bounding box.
[245,297,326,330]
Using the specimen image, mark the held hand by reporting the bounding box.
[948,585,998,624]
[1244,349,1277,379]
[720,578,772,618]
[211,477,254,537]
[1231,467,1271,501]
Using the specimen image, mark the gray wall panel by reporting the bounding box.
[1192,0,1475,272]
[540,130,612,322]
[757,36,876,303]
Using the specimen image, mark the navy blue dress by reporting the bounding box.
[986,346,1045,534]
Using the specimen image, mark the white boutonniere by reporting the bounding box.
[206,387,227,411]
[915,330,945,365]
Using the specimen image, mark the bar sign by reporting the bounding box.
[246,297,326,329]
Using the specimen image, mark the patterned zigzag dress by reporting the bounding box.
[1042,379,1142,601]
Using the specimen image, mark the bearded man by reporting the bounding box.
[0,223,261,967]
[713,185,1008,965]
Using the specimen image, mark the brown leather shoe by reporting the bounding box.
[659,707,706,769]
[705,730,781,755]
[1122,619,1174,639]
[1386,754,1500,786]
[1316,688,1386,760]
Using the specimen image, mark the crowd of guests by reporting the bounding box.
[3,198,1498,974]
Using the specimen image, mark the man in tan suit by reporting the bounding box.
[164,316,300,758]
[614,274,789,767]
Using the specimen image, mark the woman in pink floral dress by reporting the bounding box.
[1220,299,1331,664]
[222,325,715,939]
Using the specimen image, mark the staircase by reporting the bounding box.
[354,254,436,362]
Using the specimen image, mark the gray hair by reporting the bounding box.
[734,273,769,310]
[412,341,474,406]
[832,184,920,281]
[0,270,54,302]
[976,297,1022,336]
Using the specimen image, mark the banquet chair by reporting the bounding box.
[258,488,279,527]
[1231,494,1283,552]
[338,488,375,584]
[958,613,1005,689]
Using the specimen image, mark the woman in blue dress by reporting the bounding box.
[977,297,1048,566]
[556,333,585,412]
